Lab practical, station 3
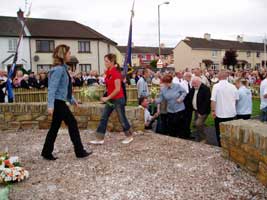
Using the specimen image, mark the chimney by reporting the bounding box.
[204,33,211,40]
[237,35,243,43]
[17,9,24,20]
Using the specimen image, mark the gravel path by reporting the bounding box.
[0,130,266,200]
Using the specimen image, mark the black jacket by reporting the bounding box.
[190,83,211,115]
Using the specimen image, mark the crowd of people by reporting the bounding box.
[1,54,267,148]
[136,66,267,147]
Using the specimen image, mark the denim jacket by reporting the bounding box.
[47,64,75,109]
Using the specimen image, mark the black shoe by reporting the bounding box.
[76,150,92,158]
[41,154,58,161]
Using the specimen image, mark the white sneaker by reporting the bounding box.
[89,139,104,145]
[121,136,134,144]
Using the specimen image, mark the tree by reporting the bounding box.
[150,60,158,70]
[202,59,213,68]
[223,49,238,71]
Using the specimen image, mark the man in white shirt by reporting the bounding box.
[138,96,158,129]
[173,71,185,85]
[211,70,239,147]
[260,76,267,122]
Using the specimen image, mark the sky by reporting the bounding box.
[1,0,267,47]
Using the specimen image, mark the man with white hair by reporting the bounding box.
[191,76,211,142]
[193,67,210,87]
[211,70,239,147]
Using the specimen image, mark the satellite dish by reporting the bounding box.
[34,55,39,62]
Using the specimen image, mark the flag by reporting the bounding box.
[123,0,135,77]
[6,11,26,102]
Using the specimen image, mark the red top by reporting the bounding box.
[105,66,124,99]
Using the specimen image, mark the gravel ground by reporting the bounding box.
[0,129,266,200]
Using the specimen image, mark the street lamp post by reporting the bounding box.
[158,1,169,57]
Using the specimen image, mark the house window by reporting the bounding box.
[37,64,52,73]
[8,39,18,52]
[247,51,251,57]
[256,52,260,58]
[78,41,91,53]
[212,50,218,57]
[36,40,55,52]
[132,54,137,59]
[79,64,91,72]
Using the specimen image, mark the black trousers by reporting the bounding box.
[156,113,168,135]
[167,110,185,138]
[236,114,251,120]
[184,109,193,138]
[42,100,85,156]
[215,117,235,147]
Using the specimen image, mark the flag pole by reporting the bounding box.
[6,3,31,102]
[123,0,135,78]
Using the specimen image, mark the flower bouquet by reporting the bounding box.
[0,152,29,184]
[81,86,114,107]
[150,86,160,114]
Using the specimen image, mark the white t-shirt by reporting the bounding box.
[211,80,239,118]
[172,77,189,93]
[260,79,267,110]
[139,105,152,124]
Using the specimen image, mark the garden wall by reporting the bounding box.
[0,103,145,132]
[220,120,267,186]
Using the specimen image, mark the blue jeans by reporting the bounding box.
[261,106,267,122]
[96,98,131,137]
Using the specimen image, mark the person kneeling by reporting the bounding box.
[138,97,158,130]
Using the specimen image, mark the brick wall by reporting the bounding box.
[0,103,145,132]
[220,120,267,186]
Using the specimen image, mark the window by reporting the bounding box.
[212,50,218,57]
[8,39,18,52]
[36,40,55,52]
[247,51,251,57]
[78,41,91,53]
[256,52,260,58]
[131,54,137,59]
[37,64,52,73]
[211,63,219,70]
[79,64,91,72]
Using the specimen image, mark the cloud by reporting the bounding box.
[1,0,266,47]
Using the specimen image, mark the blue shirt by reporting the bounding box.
[47,64,75,109]
[236,86,252,115]
[137,77,149,98]
[155,83,187,113]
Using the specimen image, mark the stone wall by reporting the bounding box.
[220,120,267,186]
[0,103,145,132]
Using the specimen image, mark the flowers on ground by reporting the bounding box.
[0,152,29,184]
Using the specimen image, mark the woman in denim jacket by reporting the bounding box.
[41,44,92,160]
[89,54,133,145]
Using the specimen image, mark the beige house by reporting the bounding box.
[0,11,117,74]
[117,46,173,68]
[174,33,267,71]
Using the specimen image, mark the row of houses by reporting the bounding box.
[1,10,267,74]
[0,10,174,74]
[174,33,267,71]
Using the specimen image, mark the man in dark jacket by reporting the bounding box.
[191,76,211,142]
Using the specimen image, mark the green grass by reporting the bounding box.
[205,98,261,127]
